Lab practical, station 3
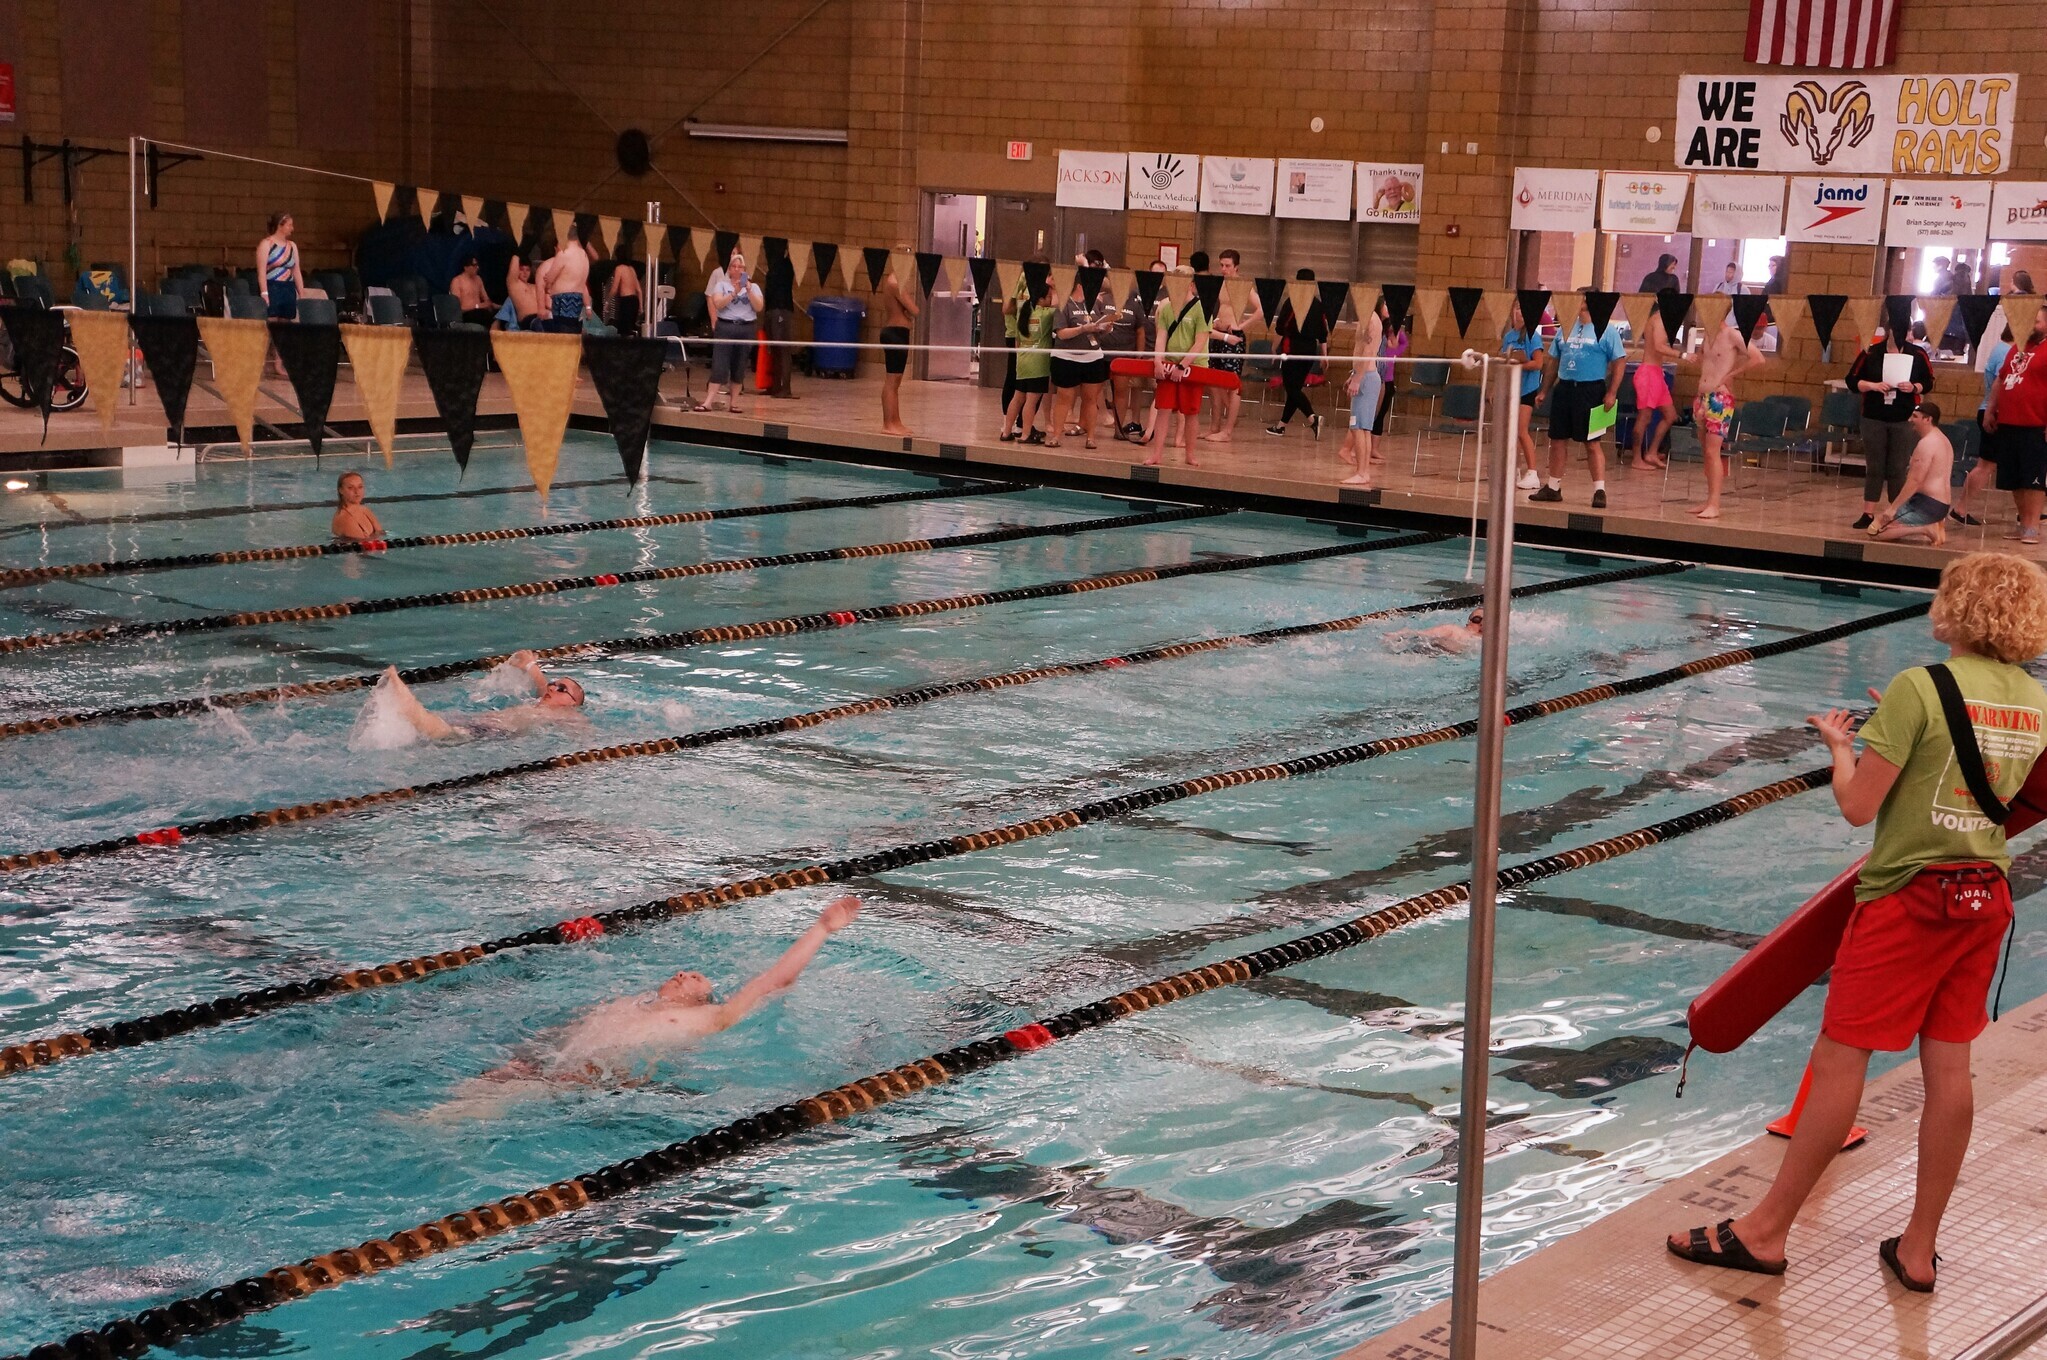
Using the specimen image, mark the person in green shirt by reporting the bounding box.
[1000,277,1058,445]
[1669,551,2047,1292]
[1142,289,1209,469]
[999,255,1046,437]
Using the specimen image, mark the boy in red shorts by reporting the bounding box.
[1668,552,2047,1291]
[1144,290,1210,470]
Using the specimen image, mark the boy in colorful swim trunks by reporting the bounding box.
[1867,403,1953,546]
[1689,316,1768,521]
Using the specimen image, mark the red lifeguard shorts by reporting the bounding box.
[1154,379,1203,414]
[1822,863,2013,1051]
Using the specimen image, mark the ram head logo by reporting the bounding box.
[1780,80,1876,166]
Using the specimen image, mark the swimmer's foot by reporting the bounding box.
[882,423,913,436]
[1667,1220,1787,1276]
[1690,504,1722,520]
[1340,472,1373,487]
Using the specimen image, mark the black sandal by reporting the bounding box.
[1879,1236,1937,1292]
[1667,1220,1788,1276]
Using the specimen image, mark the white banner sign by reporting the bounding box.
[1276,158,1352,220]
[1784,176,1886,244]
[1510,167,1599,232]
[1126,151,1199,212]
[1990,181,2047,242]
[1691,174,1785,239]
[1600,171,1689,232]
[1055,150,1127,209]
[1884,180,1992,249]
[1199,156,1275,215]
[1357,162,1423,223]
[1676,73,2017,175]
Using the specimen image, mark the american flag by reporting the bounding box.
[1746,0,1900,69]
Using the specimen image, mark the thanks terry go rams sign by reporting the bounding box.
[1677,73,2016,176]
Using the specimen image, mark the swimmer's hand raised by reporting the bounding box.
[817,896,861,933]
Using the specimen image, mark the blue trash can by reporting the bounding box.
[806,296,866,375]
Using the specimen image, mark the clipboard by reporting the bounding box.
[1586,400,1617,440]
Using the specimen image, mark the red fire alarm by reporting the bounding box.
[1445,223,1461,237]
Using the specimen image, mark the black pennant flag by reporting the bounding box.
[1449,286,1484,337]
[615,220,643,261]
[1884,294,1915,341]
[711,230,740,271]
[480,199,509,234]
[1957,293,2004,346]
[967,255,998,300]
[413,328,491,475]
[915,251,944,297]
[762,236,789,266]
[862,247,891,291]
[268,321,342,459]
[1656,292,1695,346]
[583,335,668,485]
[520,211,547,254]
[1194,274,1224,319]
[1316,279,1349,323]
[0,305,66,440]
[1022,259,1053,298]
[666,226,690,269]
[1078,265,1108,303]
[1583,290,1621,333]
[1380,283,1416,331]
[811,242,839,289]
[1132,267,1162,310]
[1805,294,1849,349]
[129,315,201,446]
[1515,289,1553,334]
[1730,294,1772,345]
[1253,277,1286,323]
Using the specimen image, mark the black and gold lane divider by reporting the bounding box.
[0,529,1449,741]
[0,596,1924,1070]
[0,482,1019,590]
[0,561,1688,874]
[0,768,1831,1360]
[0,505,1227,656]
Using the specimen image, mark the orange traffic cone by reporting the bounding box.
[1766,1062,1868,1149]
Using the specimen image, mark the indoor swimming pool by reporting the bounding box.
[2,434,2039,1360]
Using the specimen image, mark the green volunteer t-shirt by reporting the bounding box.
[1015,306,1057,381]
[1004,276,1030,341]
[1855,654,2047,900]
[1159,299,1209,367]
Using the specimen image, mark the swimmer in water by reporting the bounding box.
[374,649,586,740]
[1384,608,1485,655]
[426,897,862,1120]
[331,471,384,543]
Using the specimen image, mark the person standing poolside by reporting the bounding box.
[331,471,384,543]
[877,263,919,437]
[1338,297,1387,487]
[1850,327,1935,530]
[1000,254,1048,437]
[1000,277,1057,445]
[1866,404,1953,545]
[1638,253,1681,294]
[1687,314,1769,521]
[1144,286,1210,469]
[502,257,545,330]
[1266,270,1328,440]
[761,248,797,398]
[1952,324,2012,527]
[258,212,303,376]
[535,224,593,333]
[1198,299,1248,445]
[1668,551,2047,1291]
[1046,279,1113,450]
[1984,303,2047,545]
[1204,250,1262,443]
[1530,301,1626,510]
[1711,261,1742,296]
[1499,302,1548,490]
[604,259,643,337]
[1630,312,1682,471]
[704,248,763,416]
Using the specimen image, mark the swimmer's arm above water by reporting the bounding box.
[707,897,862,1033]
[380,666,458,740]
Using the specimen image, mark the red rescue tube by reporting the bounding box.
[1107,357,1240,389]
[1687,759,2047,1054]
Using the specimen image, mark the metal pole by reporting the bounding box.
[127,136,138,403]
[1447,357,1521,1360]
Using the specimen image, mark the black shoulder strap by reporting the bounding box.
[1926,663,2011,825]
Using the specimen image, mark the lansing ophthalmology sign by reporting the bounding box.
[1676,73,2017,175]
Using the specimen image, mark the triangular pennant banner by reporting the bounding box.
[940,257,967,294]
[1883,294,1914,341]
[68,309,132,433]
[573,213,601,254]
[413,328,491,474]
[1349,283,1379,325]
[1655,292,1694,345]
[1769,295,1806,347]
[1253,277,1286,326]
[1050,263,1077,300]
[711,230,740,271]
[489,331,582,502]
[1694,292,1732,334]
[195,316,270,453]
[1222,276,1252,320]
[1194,274,1224,320]
[735,234,762,273]
[373,181,395,223]
[1618,292,1658,339]
[1918,295,1956,351]
[507,202,530,244]
[1414,287,1448,337]
[785,239,811,286]
[1021,259,1052,298]
[341,324,413,466]
[1730,293,1771,345]
[461,195,484,226]
[915,250,944,297]
[762,236,790,267]
[269,321,342,458]
[1318,280,1351,325]
[1847,295,1884,345]
[1957,293,2003,346]
[1078,265,1108,304]
[1132,267,1162,311]
[811,242,839,292]
[1514,289,1552,334]
[968,255,998,301]
[1380,283,1416,331]
[1162,272,1193,308]
[0,306,66,439]
[130,315,201,445]
[599,216,623,255]
[690,229,714,267]
[1283,279,1317,326]
[1448,286,1484,338]
[862,247,891,291]
[480,199,509,234]
[418,187,440,231]
[1583,290,1621,334]
[551,208,576,249]
[616,220,643,262]
[582,335,668,485]
[2000,295,2038,349]
[1806,294,1849,348]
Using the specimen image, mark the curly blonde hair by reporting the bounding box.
[1931,552,2047,664]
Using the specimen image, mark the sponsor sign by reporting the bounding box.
[1784,176,1885,244]
[1356,162,1423,223]
[1199,156,1276,215]
[1126,151,1198,212]
[1676,73,2017,175]
[1690,174,1786,239]
[1600,172,1689,232]
[1055,150,1126,209]
[1884,180,1991,249]
[1990,181,2047,242]
[1275,157,1352,220]
[1510,167,1599,232]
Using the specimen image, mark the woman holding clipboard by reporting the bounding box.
[1849,327,1935,530]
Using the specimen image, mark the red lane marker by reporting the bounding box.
[360,540,388,553]
[828,611,859,625]
[135,828,184,847]
[556,916,607,942]
[1101,657,1129,667]
[593,574,621,587]
[1003,1023,1056,1051]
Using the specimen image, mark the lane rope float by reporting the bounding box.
[0,482,1020,589]
[0,767,1830,1360]
[0,561,1690,873]
[0,504,1227,656]
[0,529,1450,741]
[0,596,1926,1074]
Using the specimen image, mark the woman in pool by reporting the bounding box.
[331,471,384,543]
[1667,552,2047,1291]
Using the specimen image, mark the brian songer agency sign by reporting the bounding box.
[1676,73,2016,176]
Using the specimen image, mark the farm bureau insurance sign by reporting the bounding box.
[1676,73,2016,175]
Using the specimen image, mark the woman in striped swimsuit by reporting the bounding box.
[258,212,304,375]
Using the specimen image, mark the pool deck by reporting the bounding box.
[1342,985,2047,1360]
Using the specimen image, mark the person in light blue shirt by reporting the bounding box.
[1531,301,1627,510]
[1499,302,1548,490]
[1952,325,2014,526]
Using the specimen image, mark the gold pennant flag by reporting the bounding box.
[341,324,413,467]
[1413,287,1448,338]
[507,202,530,243]
[942,256,968,294]
[1916,295,1956,351]
[1480,290,1510,338]
[489,331,583,503]
[889,249,917,292]
[994,258,1022,302]
[461,195,484,226]
[1848,295,1885,344]
[373,181,396,223]
[1767,294,1807,347]
[790,240,813,287]
[1618,292,1659,340]
[1049,262,1076,299]
[1349,283,1378,328]
[690,229,714,267]
[551,208,576,249]
[1220,276,1251,322]
[1693,292,1732,334]
[1162,272,1193,308]
[1464,293,1501,343]
[68,311,132,433]
[1284,279,1317,325]
[599,216,622,256]
[2001,294,2038,348]
[196,317,271,454]
[416,188,440,230]
[738,234,764,272]
[1109,268,1136,307]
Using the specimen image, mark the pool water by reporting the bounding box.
[2,435,2041,1359]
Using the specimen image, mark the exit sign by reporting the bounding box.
[1006,140,1032,161]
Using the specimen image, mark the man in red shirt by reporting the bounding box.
[1986,303,2047,544]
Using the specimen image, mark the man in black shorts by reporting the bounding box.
[878,263,918,437]
[1986,303,2047,545]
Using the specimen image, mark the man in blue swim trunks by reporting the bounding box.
[1866,403,1952,546]
[536,224,592,333]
